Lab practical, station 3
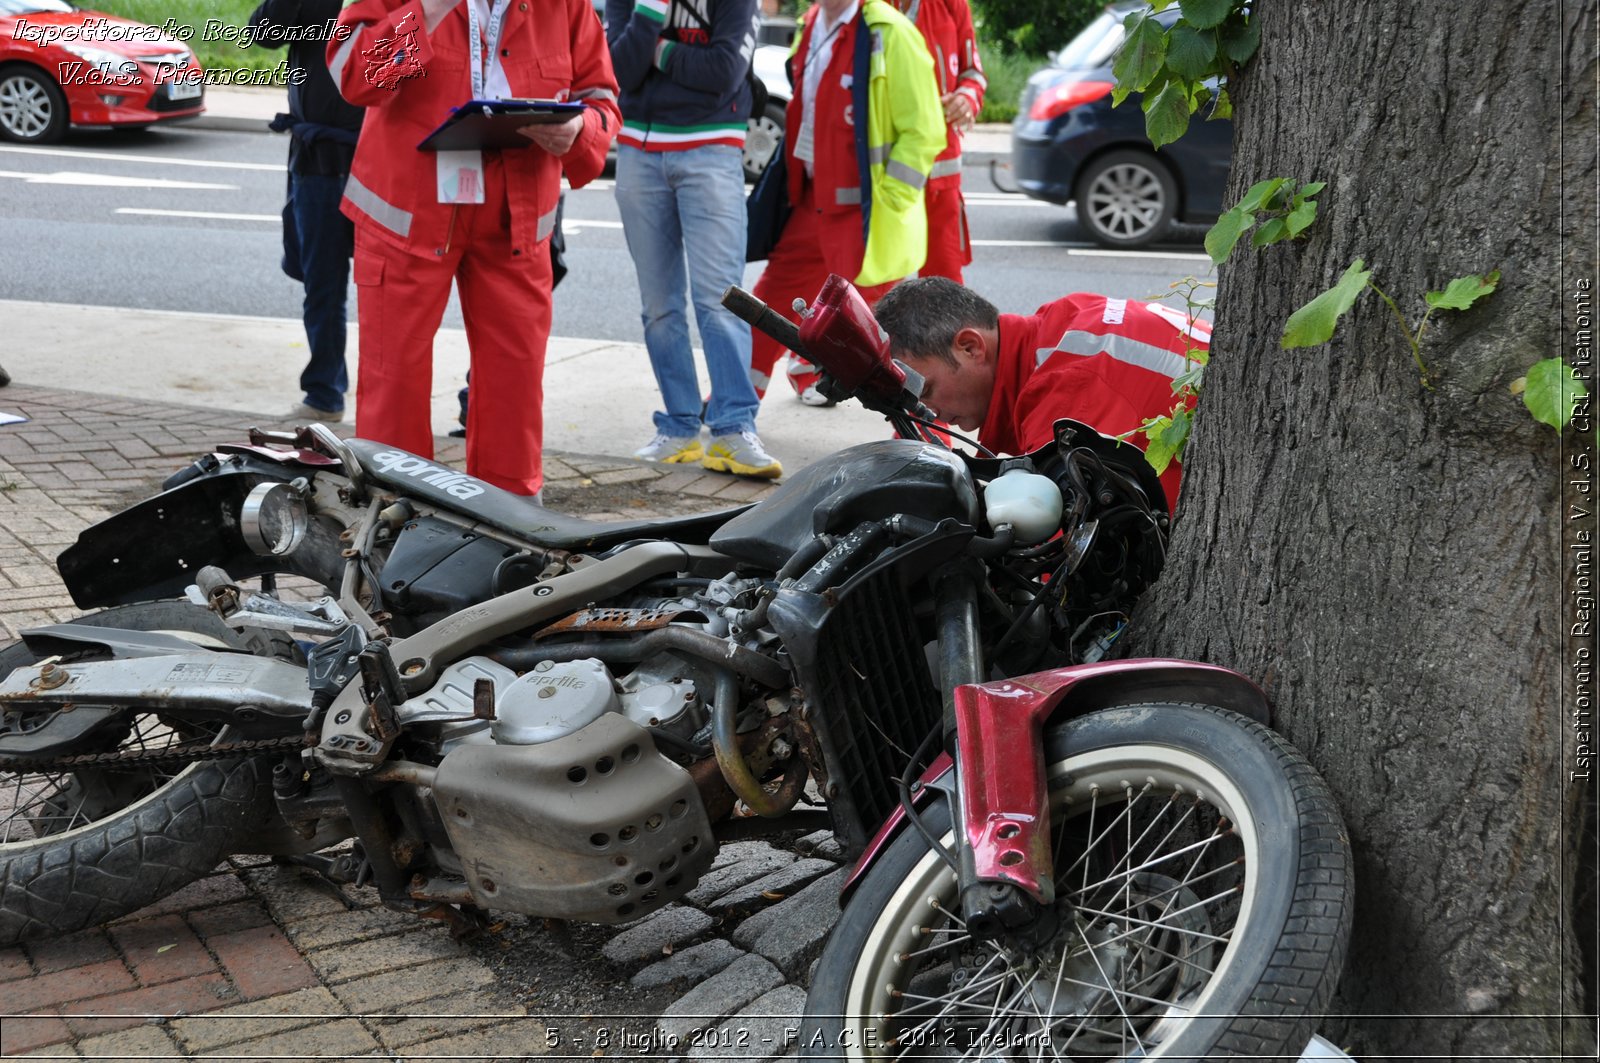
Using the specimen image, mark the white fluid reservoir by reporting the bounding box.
[984,468,1064,545]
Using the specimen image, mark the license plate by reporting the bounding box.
[167,80,202,101]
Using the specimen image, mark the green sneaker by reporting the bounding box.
[702,431,782,479]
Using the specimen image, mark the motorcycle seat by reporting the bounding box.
[344,439,751,551]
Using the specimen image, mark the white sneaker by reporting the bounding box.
[701,430,782,479]
[633,433,704,463]
[797,383,838,408]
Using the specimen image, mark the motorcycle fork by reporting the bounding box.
[933,563,1059,948]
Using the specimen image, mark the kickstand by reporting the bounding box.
[273,852,364,909]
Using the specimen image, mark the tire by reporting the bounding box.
[803,703,1352,1061]
[1075,149,1178,249]
[743,100,786,183]
[0,64,68,144]
[0,602,284,944]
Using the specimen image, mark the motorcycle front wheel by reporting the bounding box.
[803,703,1352,1061]
[0,602,285,945]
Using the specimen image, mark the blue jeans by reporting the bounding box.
[614,144,758,438]
[285,172,352,413]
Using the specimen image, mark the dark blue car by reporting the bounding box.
[1011,2,1232,248]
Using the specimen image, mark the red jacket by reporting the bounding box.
[980,293,1211,511]
[783,5,863,217]
[895,0,984,185]
[329,0,619,255]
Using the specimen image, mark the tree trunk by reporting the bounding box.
[1130,1,1597,1058]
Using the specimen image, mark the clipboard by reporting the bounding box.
[418,99,585,151]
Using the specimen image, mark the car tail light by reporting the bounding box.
[1027,80,1114,122]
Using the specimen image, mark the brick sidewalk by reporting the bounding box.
[0,383,778,1059]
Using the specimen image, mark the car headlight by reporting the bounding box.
[240,481,311,557]
[61,44,141,80]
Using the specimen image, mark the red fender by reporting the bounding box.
[839,658,1270,906]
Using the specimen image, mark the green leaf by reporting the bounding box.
[1178,0,1233,30]
[1519,357,1588,431]
[1237,177,1287,213]
[1205,206,1253,265]
[1282,258,1373,349]
[1292,180,1327,203]
[1425,269,1501,311]
[1143,407,1195,474]
[1208,85,1232,119]
[1250,217,1288,246]
[1166,24,1218,80]
[1144,80,1192,148]
[1220,12,1260,62]
[1113,13,1168,95]
[1285,198,1318,237]
[1172,365,1206,393]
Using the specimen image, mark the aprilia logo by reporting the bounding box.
[370,451,485,501]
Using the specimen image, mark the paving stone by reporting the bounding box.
[686,985,809,1063]
[192,1017,380,1059]
[58,973,238,1039]
[108,914,215,987]
[402,1021,551,1058]
[0,944,33,982]
[731,867,849,981]
[305,926,469,983]
[600,905,717,965]
[67,1023,182,1062]
[0,1015,75,1057]
[364,989,528,1049]
[794,829,848,861]
[25,929,116,976]
[705,859,838,916]
[330,956,499,1013]
[630,939,746,990]
[685,844,797,906]
[282,904,426,951]
[4,959,136,1012]
[115,871,250,922]
[238,864,370,922]
[656,953,785,1046]
[205,922,319,1001]
[170,986,343,1052]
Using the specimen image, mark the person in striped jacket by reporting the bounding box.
[873,277,1211,512]
[606,0,782,479]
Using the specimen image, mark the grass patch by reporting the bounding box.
[88,0,289,76]
[975,45,1047,124]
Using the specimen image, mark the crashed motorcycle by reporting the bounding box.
[0,277,1350,1060]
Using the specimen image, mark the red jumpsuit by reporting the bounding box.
[897,0,984,282]
[981,294,1211,512]
[330,0,619,495]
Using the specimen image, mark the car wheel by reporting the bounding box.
[743,100,785,183]
[0,64,68,144]
[1075,148,1178,249]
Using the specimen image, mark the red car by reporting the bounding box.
[0,0,203,143]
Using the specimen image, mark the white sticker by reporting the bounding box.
[437,150,486,205]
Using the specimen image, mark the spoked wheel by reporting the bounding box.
[0,602,284,944]
[804,704,1352,1061]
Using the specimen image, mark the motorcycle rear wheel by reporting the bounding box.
[802,703,1352,1061]
[0,602,283,945]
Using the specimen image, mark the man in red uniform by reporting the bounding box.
[895,0,984,282]
[872,277,1210,511]
[328,0,620,496]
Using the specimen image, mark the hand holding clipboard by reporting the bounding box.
[418,99,585,152]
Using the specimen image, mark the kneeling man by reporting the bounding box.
[871,277,1209,512]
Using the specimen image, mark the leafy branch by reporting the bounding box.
[1206,178,1325,265]
[1135,277,1214,474]
[1281,262,1501,389]
[1111,0,1256,149]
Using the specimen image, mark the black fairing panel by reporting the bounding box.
[709,440,980,570]
[344,439,747,550]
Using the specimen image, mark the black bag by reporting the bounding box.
[745,146,791,262]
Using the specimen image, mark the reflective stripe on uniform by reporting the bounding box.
[959,67,987,90]
[572,86,617,102]
[836,186,862,205]
[328,31,359,86]
[537,204,560,242]
[929,156,961,179]
[1038,330,1190,380]
[885,159,926,189]
[866,144,892,166]
[344,174,412,238]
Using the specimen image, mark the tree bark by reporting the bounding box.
[1130,1,1597,1058]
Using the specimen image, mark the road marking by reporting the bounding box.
[115,208,277,222]
[0,169,237,190]
[0,144,282,172]
[970,238,1211,262]
[561,220,624,233]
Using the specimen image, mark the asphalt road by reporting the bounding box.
[0,124,1214,341]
